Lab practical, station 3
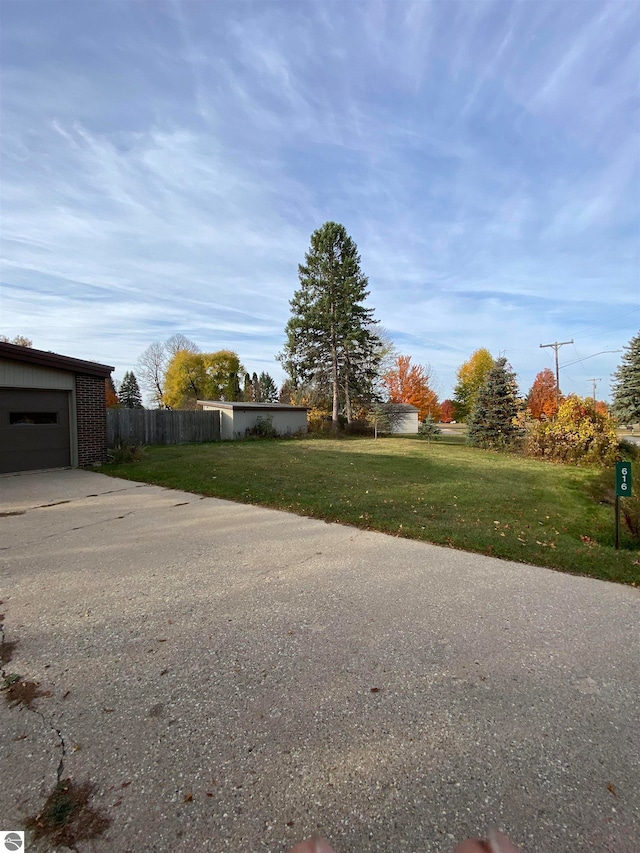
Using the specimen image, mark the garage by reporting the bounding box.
[0,342,114,474]
[197,400,308,440]
[0,389,71,473]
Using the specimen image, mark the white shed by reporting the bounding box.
[197,401,308,440]
[383,403,420,434]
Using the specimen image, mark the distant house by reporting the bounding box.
[197,401,308,440]
[383,403,419,434]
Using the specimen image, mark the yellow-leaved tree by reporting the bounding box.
[162,350,243,409]
[452,348,495,421]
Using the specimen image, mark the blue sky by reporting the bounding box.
[1,0,639,402]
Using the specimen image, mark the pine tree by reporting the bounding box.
[278,222,382,429]
[251,372,261,402]
[611,330,640,425]
[467,357,519,449]
[119,371,144,409]
[259,372,278,402]
[243,372,253,402]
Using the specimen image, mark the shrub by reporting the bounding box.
[525,395,619,466]
[108,443,146,464]
[344,418,374,436]
[245,415,278,439]
[307,407,333,434]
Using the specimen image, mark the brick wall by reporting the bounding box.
[75,373,107,466]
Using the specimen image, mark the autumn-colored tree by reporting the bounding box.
[440,399,455,423]
[105,376,119,408]
[453,348,495,421]
[527,368,558,420]
[163,350,243,409]
[381,355,440,421]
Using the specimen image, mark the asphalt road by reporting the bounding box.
[1,469,638,853]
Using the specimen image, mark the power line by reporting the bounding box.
[560,349,622,369]
[587,378,601,400]
[569,308,640,342]
[540,339,573,406]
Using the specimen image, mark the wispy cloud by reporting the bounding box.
[1,0,638,399]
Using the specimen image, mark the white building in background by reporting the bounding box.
[382,403,420,434]
[197,401,308,441]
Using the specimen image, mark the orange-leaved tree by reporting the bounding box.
[105,376,119,408]
[382,355,440,421]
[440,399,455,423]
[527,368,558,419]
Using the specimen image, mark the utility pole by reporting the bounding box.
[539,339,573,409]
[588,377,601,402]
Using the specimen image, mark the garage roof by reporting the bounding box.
[198,400,309,411]
[0,342,114,377]
[382,403,419,413]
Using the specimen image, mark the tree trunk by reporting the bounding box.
[344,377,353,423]
[331,360,340,431]
[330,290,340,432]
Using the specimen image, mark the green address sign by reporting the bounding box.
[615,462,632,497]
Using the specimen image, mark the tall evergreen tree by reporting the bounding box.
[243,372,254,402]
[611,330,640,424]
[259,372,278,402]
[467,357,519,449]
[278,221,382,429]
[119,371,144,409]
[250,372,261,402]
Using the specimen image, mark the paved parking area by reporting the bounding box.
[1,469,638,852]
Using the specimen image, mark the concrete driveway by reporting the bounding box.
[1,469,638,853]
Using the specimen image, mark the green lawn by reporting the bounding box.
[99,436,640,585]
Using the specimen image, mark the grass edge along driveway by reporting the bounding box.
[99,436,640,586]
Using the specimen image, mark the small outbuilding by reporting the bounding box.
[0,342,114,474]
[197,400,308,440]
[383,403,420,434]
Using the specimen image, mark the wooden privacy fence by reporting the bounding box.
[107,409,220,447]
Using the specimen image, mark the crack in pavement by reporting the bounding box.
[0,511,138,552]
[1,615,67,785]
[0,482,151,515]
